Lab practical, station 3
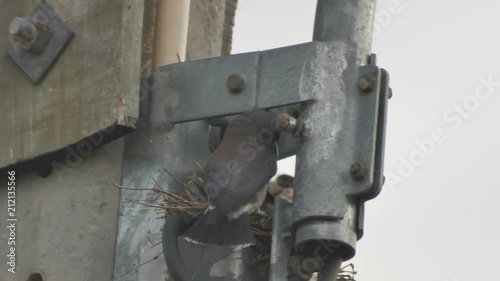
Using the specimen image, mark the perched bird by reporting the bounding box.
[181,108,279,246]
[163,108,279,281]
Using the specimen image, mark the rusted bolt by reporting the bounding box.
[9,17,39,45]
[350,163,367,181]
[226,74,245,93]
[9,16,52,54]
[274,113,311,139]
[358,75,376,92]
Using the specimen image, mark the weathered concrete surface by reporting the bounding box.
[114,1,239,280]
[0,0,238,280]
[141,0,158,77]
[186,0,226,61]
[0,0,144,170]
[0,138,123,281]
[222,0,238,56]
[0,0,146,280]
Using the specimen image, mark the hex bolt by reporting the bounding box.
[9,17,39,45]
[350,163,367,181]
[358,75,376,92]
[226,74,245,93]
[274,113,311,138]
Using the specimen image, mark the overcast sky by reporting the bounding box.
[233,1,500,280]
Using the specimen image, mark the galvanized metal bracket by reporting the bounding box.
[148,42,389,166]
[6,2,74,83]
[149,40,390,277]
[148,42,322,159]
[346,54,390,200]
[149,42,318,125]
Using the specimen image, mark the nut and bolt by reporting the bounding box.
[274,113,311,139]
[358,75,376,92]
[226,74,245,93]
[9,17,39,45]
[9,16,53,54]
[350,163,367,181]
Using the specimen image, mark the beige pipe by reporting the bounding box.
[152,0,191,67]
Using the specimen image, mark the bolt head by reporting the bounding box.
[9,17,38,39]
[226,74,245,93]
[301,125,312,139]
[358,75,376,92]
[350,163,367,181]
[9,17,26,35]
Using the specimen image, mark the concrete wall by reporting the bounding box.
[0,139,123,281]
[0,0,143,171]
[0,0,236,281]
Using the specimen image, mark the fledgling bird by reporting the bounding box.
[261,174,295,217]
[268,174,294,203]
[181,108,279,247]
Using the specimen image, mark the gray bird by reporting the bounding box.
[163,108,279,281]
[181,108,279,247]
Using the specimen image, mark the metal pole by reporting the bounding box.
[290,0,377,279]
[313,0,376,63]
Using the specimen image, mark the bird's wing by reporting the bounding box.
[205,148,277,216]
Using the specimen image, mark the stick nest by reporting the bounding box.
[115,168,355,281]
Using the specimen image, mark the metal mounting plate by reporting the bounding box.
[150,42,318,125]
[7,2,74,83]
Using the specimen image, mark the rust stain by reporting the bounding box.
[117,96,125,125]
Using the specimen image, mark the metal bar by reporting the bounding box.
[313,0,376,63]
[149,42,316,125]
[269,198,293,281]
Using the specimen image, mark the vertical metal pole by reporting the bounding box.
[313,0,376,63]
[290,0,377,279]
[269,198,293,281]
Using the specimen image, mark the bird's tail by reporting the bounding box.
[182,210,256,247]
[162,213,191,281]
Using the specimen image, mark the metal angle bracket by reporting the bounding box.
[148,45,390,164]
[149,42,319,125]
[6,2,75,83]
[148,42,326,159]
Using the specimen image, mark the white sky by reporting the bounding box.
[233,1,500,280]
